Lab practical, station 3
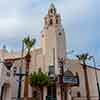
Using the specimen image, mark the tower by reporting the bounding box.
[41,4,66,74]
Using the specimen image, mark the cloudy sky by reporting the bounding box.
[0,0,100,66]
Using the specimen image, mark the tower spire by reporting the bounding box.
[44,3,61,27]
[49,3,55,10]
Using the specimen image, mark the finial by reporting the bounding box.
[2,44,8,52]
[49,3,55,10]
[2,44,6,50]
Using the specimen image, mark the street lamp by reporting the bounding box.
[13,41,26,100]
[58,58,64,100]
[58,50,80,100]
[13,66,27,100]
[91,56,100,100]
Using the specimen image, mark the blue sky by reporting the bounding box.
[0,0,100,66]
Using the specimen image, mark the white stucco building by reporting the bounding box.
[0,4,100,100]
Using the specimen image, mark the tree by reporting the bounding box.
[76,53,92,65]
[23,36,36,99]
[30,68,49,100]
[23,35,36,54]
[76,53,92,100]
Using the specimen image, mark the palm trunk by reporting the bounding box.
[40,87,43,100]
[24,53,31,99]
[83,64,90,100]
[61,86,63,100]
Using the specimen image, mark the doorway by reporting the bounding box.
[1,83,11,100]
[47,85,57,100]
[64,88,72,100]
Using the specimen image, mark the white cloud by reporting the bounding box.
[0,0,99,64]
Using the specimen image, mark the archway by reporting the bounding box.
[1,83,11,100]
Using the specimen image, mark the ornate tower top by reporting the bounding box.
[44,3,61,28]
[49,3,55,10]
[48,3,56,15]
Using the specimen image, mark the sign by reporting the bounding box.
[63,76,78,84]
[48,65,55,80]
[48,65,55,75]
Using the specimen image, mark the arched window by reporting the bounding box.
[56,16,59,24]
[56,19,58,24]
[50,9,53,13]
[76,72,79,84]
[50,19,53,25]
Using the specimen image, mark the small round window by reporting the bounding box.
[59,32,62,36]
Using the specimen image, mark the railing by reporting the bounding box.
[72,96,98,100]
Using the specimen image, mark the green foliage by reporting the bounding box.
[23,36,36,53]
[76,53,92,64]
[30,72,37,86]
[29,69,49,87]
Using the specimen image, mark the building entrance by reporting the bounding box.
[1,83,11,100]
[47,85,57,100]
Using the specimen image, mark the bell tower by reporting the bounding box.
[41,4,66,74]
[44,3,61,27]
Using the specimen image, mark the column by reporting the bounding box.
[67,88,72,100]
[57,85,61,100]
[43,87,47,100]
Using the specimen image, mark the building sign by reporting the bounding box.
[48,65,55,75]
[63,76,78,84]
[48,65,55,80]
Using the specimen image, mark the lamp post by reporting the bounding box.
[91,56,100,100]
[58,58,64,100]
[58,50,79,100]
[13,41,26,100]
[13,67,26,100]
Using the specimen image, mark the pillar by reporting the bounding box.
[67,88,72,100]
[57,85,61,100]
[43,87,47,100]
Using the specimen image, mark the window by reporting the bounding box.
[33,91,38,98]
[50,9,53,13]
[47,86,56,97]
[50,19,53,25]
[56,16,58,24]
[59,32,62,36]
[56,19,58,24]
[6,72,10,77]
[77,92,81,97]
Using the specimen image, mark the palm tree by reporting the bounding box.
[30,68,49,100]
[23,36,36,99]
[76,53,92,100]
[76,53,92,65]
[23,35,36,54]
